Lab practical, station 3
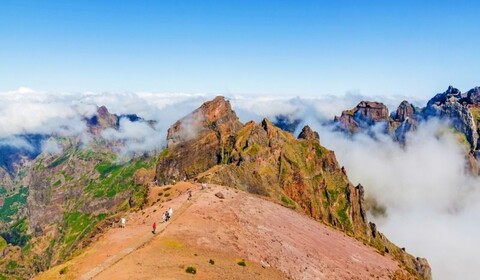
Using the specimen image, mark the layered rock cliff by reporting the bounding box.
[155,96,431,279]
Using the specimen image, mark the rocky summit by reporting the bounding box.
[156,96,431,279]
[333,86,480,175]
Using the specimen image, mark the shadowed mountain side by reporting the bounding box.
[155,96,431,279]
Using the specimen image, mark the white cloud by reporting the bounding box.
[316,119,480,280]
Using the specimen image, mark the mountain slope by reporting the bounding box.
[35,182,412,280]
[0,107,157,279]
[155,96,431,279]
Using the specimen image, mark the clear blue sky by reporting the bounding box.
[1,0,479,97]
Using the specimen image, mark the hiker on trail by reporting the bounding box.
[121,217,126,228]
[152,222,157,234]
[188,190,192,201]
[162,212,167,223]
[168,207,173,218]
[201,183,206,190]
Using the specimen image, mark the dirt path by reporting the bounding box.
[34,182,201,280]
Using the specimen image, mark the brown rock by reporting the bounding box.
[214,192,225,199]
[297,125,320,142]
[393,101,416,122]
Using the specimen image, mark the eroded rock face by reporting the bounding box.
[156,97,243,183]
[425,86,478,150]
[466,87,480,104]
[392,100,417,122]
[155,96,431,279]
[334,101,390,133]
[86,106,119,136]
[297,125,320,142]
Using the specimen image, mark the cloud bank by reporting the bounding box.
[1,87,478,279]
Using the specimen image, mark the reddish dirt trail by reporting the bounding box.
[35,182,405,280]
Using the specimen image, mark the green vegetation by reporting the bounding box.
[326,189,339,203]
[0,218,31,247]
[47,154,70,168]
[0,236,7,250]
[158,148,169,159]
[237,259,247,266]
[77,149,96,160]
[59,266,69,275]
[470,107,480,122]
[280,195,295,208]
[53,179,62,187]
[17,169,27,180]
[185,266,197,274]
[63,212,94,247]
[6,261,17,270]
[87,159,153,198]
[0,187,28,222]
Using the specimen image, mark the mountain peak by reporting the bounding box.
[86,105,119,135]
[167,96,242,147]
[297,125,320,141]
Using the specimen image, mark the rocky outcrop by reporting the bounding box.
[297,125,320,141]
[425,86,478,150]
[333,100,419,143]
[155,96,431,279]
[155,96,243,183]
[333,86,480,165]
[86,106,119,136]
[334,101,390,133]
[466,87,480,104]
[392,101,417,122]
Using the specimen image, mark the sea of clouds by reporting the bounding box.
[1,87,479,279]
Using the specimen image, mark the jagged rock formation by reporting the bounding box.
[334,100,419,143]
[155,96,431,279]
[333,101,389,133]
[424,86,478,150]
[156,96,243,183]
[333,86,480,173]
[86,106,119,136]
[297,125,320,141]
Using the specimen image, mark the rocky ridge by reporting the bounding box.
[155,96,431,279]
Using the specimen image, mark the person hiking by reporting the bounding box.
[188,190,192,201]
[121,217,126,228]
[168,207,173,218]
[152,222,157,234]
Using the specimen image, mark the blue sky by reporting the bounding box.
[1,0,479,97]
